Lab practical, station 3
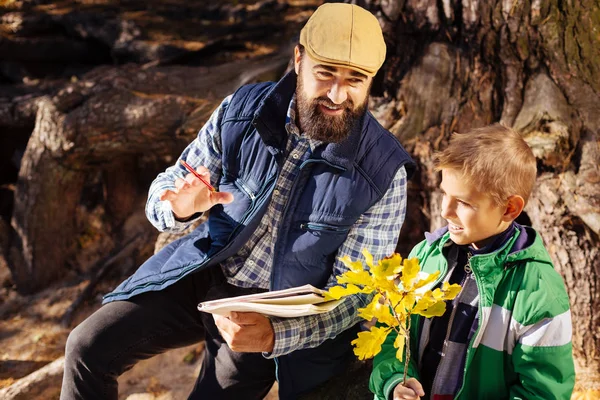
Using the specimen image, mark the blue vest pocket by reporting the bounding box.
[299,222,352,233]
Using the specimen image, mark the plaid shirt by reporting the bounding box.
[146,95,408,358]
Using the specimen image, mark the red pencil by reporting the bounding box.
[179,160,217,192]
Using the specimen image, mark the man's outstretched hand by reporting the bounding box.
[160,165,233,219]
[213,312,275,353]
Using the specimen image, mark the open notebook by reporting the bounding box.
[197,284,342,318]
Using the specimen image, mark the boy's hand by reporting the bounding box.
[393,378,425,400]
[213,312,275,353]
[160,166,233,219]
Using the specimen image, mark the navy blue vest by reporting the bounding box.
[104,71,415,398]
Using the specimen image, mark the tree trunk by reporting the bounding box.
[8,51,291,293]
[365,0,600,385]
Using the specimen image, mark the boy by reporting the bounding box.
[370,124,575,400]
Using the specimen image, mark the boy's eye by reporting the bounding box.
[457,199,471,207]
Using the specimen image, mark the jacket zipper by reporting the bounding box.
[430,252,473,395]
[454,254,482,399]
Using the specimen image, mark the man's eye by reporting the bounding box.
[316,71,332,78]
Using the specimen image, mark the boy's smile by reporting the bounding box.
[440,169,513,249]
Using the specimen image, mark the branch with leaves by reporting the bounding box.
[326,250,461,384]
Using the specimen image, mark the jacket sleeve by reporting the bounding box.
[145,95,231,233]
[509,265,575,400]
[370,241,429,400]
[370,318,421,400]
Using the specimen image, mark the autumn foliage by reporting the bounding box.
[327,250,461,383]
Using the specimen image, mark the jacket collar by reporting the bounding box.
[252,70,364,171]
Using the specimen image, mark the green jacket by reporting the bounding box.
[370,226,575,400]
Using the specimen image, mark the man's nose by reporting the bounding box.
[327,82,348,105]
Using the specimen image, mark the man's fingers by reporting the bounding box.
[174,178,189,191]
[213,314,237,333]
[228,311,264,325]
[213,315,233,342]
[196,165,210,175]
[160,189,176,202]
[213,191,234,205]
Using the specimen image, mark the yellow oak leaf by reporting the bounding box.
[399,292,416,313]
[326,283,364,300]
[431,287,444,301]
[362,249,375,268]
[413,270,441,290]
[339,256,364,273]
[337,270,373,287]
[359,296,398,327]
[412,292,436,313]
[379,253,403,276]
[441,282,462,300]
[417,300,447,318]
[401,258,420,289]
[351,326,390,360]
[357,294,381,321]
[394,332,406,361]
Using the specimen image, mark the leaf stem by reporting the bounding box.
[403,315,412,385]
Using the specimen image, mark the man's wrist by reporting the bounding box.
[262,317,301,359]
[173,211,202,222]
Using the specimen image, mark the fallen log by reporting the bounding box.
[8,48,291,293]
[0,357,64,400]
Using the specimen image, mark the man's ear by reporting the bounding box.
[294,46,301,75]
[502,195,525,222]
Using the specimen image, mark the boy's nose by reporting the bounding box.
[440,199,454,220]
[327,82,348,105]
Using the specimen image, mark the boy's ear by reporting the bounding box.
[502,195,525,222]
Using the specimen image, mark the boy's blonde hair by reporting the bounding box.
[435,124,537,205]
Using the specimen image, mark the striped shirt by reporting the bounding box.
[145,94,408,358]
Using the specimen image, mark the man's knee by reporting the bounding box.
[65,319,102,367]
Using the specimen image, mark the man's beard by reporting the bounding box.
[295,76,368,143]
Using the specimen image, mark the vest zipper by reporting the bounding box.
[227,175,277,242]
[235,179,256,201]
[299,222,351,233]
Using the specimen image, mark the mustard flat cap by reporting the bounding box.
[299,3,386,77]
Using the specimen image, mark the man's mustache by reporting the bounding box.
[313,97,354,112]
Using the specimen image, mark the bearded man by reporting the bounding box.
[61,4,415,400]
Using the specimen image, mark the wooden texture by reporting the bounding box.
[366,0,600,382]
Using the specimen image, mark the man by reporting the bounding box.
[61,3,415,399]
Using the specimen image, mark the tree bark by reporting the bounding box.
[8,50,290,293]
[365,0,600,383]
